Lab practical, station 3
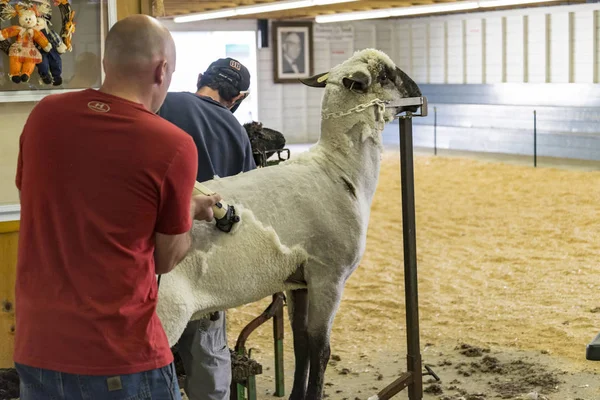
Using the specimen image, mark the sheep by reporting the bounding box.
[156,48,422,400]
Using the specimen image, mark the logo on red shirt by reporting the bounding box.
[88,101,110,113]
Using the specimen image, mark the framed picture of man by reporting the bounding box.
[272,21,313,83]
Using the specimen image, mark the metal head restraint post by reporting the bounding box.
[369,96,439,400]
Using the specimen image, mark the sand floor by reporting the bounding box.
[4,150,599,400]
[224,151,600,400]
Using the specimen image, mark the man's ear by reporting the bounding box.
[155,60,167,85]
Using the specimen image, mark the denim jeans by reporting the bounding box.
[15,362,182,400]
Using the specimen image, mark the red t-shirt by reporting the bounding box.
[14,89,197,375]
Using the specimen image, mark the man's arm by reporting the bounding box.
[155,231,192,275]
[154,135,198,275]
[154,193,221,274]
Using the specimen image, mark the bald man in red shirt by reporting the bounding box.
[13,15,220,399]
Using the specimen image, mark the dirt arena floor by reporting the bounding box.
[3,151,600,400]
[224,151,600,400]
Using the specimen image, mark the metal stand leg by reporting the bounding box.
[247,376,257,400]
[369,114,425,400]
[399,115,423,400]
[232,293,286,400]
[273,294,285,396]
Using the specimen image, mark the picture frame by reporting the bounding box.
[0,0,113,103]
[272,21,313,84]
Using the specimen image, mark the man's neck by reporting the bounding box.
[99,80,150,110]
[196,87,229,108]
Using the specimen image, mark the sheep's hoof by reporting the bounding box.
[20,74,29,83]
[11,76,21,84]
[52,77,63,86]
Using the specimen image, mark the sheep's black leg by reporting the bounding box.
[304,280,344,400]
[287,288,310,400]
[306,332,330,400]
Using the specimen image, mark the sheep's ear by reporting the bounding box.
[299,72,329,88]
[342,71,371,93]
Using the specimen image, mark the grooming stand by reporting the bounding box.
[370,97,439,400]
[230,292,286,400]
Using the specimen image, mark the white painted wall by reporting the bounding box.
[527,13,547,83]
[163,2,600,144]
[485,17,504,83]
[428,21,446,83]
[465,19,484,84]
[257,2,600,143]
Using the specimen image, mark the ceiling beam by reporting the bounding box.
[159,0,584,20]
[160,0,450,17]
[227,0,459,19]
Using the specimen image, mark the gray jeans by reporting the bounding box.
[177,311,231,400]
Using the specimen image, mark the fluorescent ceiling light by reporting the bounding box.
[235,0,312,15]
[479,0,551,7]
[390,1,479,16]
[314,0,356,4]
[315,0,563,23]
[174,0,358,23]
[174,9,236,22]
[317,9,392,23]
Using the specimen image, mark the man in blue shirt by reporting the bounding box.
[158,58,256,400]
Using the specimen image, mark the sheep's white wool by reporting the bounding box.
[157,140,372,346]
[157,205,308,346]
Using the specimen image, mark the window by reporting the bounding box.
[169,30,258,124]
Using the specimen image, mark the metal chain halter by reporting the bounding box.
[321,98,387,131]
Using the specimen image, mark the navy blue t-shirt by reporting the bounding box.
[158,92,256,182]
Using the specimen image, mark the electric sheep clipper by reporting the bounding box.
[193,182,240,233]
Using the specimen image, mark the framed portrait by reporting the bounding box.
[272,21,313,84]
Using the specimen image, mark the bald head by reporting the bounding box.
[104,15,174,72]
[102,15,176,112]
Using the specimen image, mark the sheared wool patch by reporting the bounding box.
[157,205,308,347]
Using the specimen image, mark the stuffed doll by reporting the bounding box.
[0,6,52,83]
[54,0,74,52]
[34,15,66,85]
[0,1,11,55]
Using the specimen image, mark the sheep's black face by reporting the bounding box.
[380,66,422,113]
[299,49,423,121]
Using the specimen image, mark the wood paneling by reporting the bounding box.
[0,221,18,368]
[117,0,141,20]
